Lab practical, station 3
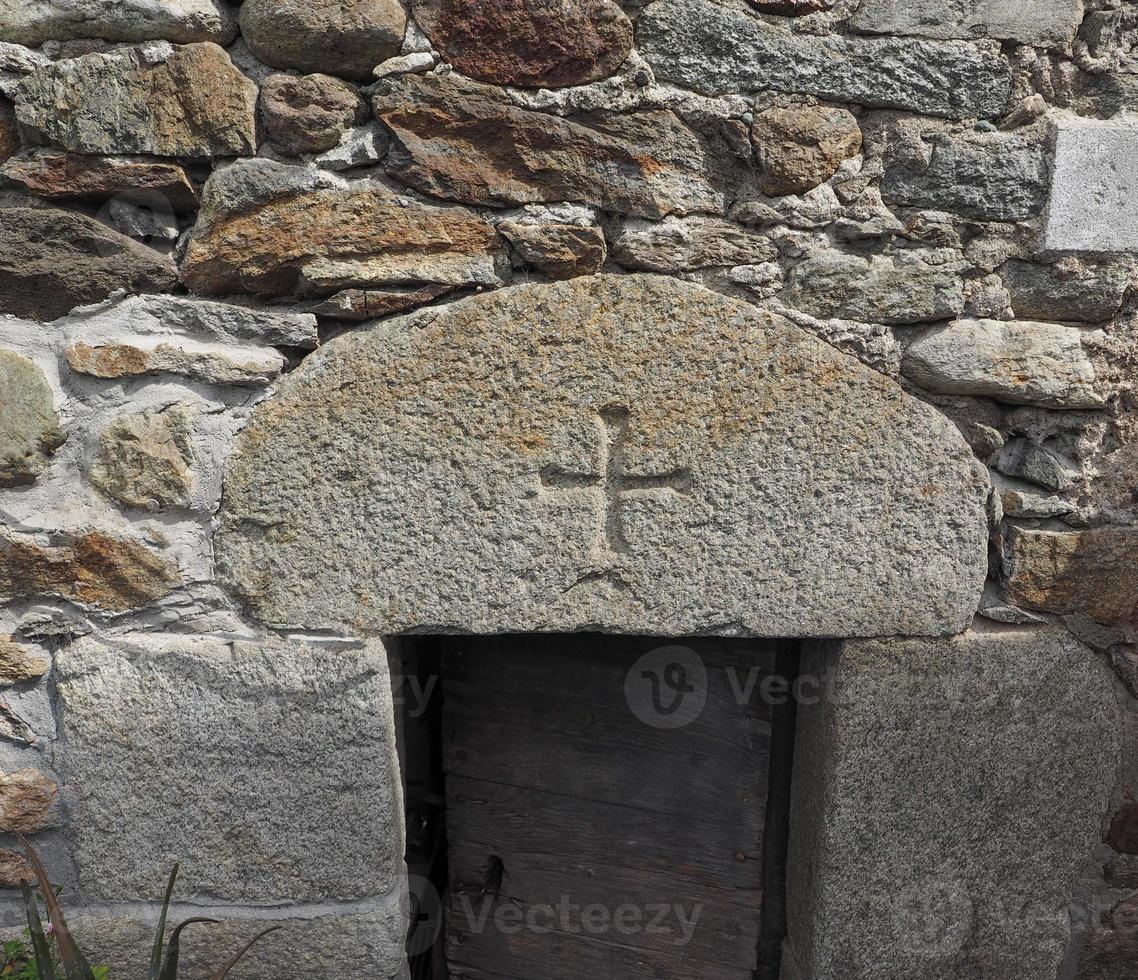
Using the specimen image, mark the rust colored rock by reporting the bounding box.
[0,205,177,322]
[497,222,608,279]
[240,0,407,81]
[748,0,832,13]
[412,0,633,88]
[0,100,17,164]
[373,72,755,218]
[65,339,284,387]
[752,103,862,197]
[0,638,48,686]
[1109,803,1138,854]
[260,73,366,156]
[0,850,33,888]
[0,531,180,612]
[182,162,508,298]
[0,151,199,212]
[1004,527,1138,627]
[0,769,56,834]
[308,285,456,320]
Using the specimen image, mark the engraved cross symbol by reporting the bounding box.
[540,406,692,556]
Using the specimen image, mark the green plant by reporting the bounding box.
[15,837,281,980]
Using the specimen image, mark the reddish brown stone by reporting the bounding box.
[0,769,56,834]
[0,99,18,164]
[0,531,180,612]
[497,221,607,279]
[412,0,633,88]
[259,73,365,156]
[0,638,48,685]
[0,850,33,889]
[751,103,862,197]
[1076,928,1138,980]
[1004,527,1138,627]
[0,151,199,211]
[308,285,456,320]
[1110,804,1138,854]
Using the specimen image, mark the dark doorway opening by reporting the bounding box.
[393,635,800,980]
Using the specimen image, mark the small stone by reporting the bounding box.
[611,216,776,273]
[15,43,257,159]
[881,125,1050,222]
[0,0,236,46]
[65,338,285,387]
[240,0,407,82]
[0,350,64,487]
[903,319,1105,409]
[373,72,757,219]
[371,52,434,79]
[259,73,365,156]
[782,249,964,325]
[0,151,199,211]
[182,159,509,298]
[1077,928,1138,979]
[1109,804,1138,854]
[729,262,785,300]
[0,638,48,685]
[411,0,633,89]
[849,0,1083,46]
[751,104,862,197]
[638,0,1013,120]
[0,98,16,163]
[0,849,33,888]
[0,530,179,612]
[995,439,1074,492]
[1001,258,1131,324]
[91,408,194,511]
[497,222,607,280]
[314,124,388,171]
[1045,118,1138,252]
[1002,489,1076,519]
[307,285,455,321]
[0,205,177,321]
[0,769,56,833]
[1004,527,1138,627]
[748,0,832,13]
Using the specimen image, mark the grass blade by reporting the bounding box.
[159,918,219,980]
[208,927,283,980]
[18,836,96,980]
[20,881,54,980]
[148,865,180,980]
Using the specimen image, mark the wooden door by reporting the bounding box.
[441,634,777,979]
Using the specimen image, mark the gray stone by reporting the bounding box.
[315,123,389,172]
[995,438,1073,492]
[1001,489,1076,519]
[90,407,194,510]
[1045,117,1138,253]
[217,274,989,637]
[611,216,778,273]
[69,897,408,980]
[55,634,403,903]
[240,0,406,82]
[0,204,177,321]
[638,0,1013,120]
[781,248,964,325]
[787,627,1120,980]
[0,0,237,46]
[65,337,284,387]
[903,319,1105,409]
[497,221,608,279]
[103,294,320,349]
[15,43,257,159]
[0,350,64,486]
[849,0,1084,47]
[1001,258,1131,324]
[881,125,1050,222]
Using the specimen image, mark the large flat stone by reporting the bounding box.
[849,0,1084,47]
[1045,117,1138,253]
[183,159,508,297]
[55,634,403,903]
[0,204,177,321]
[0,0,236,46]
[787,628,1120,980]
[638,0,1013,120]
[217,274,989,637]
[15,43,257,159]
[902,318,1105,409]
[373,72,757,219]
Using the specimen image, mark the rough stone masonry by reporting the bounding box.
[0,0,1135,978]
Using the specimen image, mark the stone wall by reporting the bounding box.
[0,0,1135,977]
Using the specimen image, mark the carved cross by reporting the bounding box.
[540,406,692,556]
